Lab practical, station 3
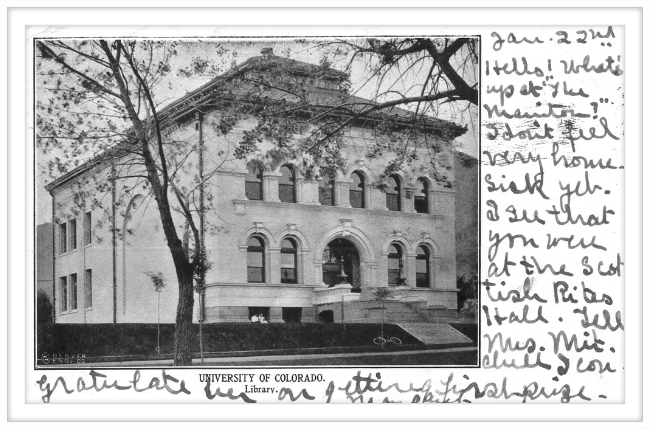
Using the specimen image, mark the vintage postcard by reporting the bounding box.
[3,4,645,426]
[35,36,479,371]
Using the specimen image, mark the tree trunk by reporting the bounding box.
[174,267,195,366]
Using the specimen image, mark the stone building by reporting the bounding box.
[44,52,469,325]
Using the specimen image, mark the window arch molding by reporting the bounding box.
[409,236,439,257]
[275,227,310,254]
[343,164,375,182]
[380,233,412,257]
[238,225,276,251]
[272,161,304,177]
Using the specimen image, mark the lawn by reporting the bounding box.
[37,322,422,363]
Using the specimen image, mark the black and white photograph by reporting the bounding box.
[34,37,479,368]
[3,3,645,423]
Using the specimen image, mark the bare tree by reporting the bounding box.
[38,40,213,365]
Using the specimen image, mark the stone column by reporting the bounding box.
[295,177,304,203]
[363,183,373,209]
[302,179,320,205]
[404,185,417,213]
[360,260,381,301]
[263,173,281,202]
[404,254,416,288]
[428,188,436,214]
[313,260,324,286]
[335,179,351,208]
[433,256,442,289]
[268,247,281,283]
[270,307,283,323]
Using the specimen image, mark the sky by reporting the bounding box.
[36,38,478,224]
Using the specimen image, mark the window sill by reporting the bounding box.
[56,249,78,257]
[234,199,439,218]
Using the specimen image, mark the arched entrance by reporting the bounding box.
[322,237,361,292]
[318,310,334,323]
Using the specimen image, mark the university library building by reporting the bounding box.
[44,52,470,327]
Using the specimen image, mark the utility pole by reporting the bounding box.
[197,111,205,364]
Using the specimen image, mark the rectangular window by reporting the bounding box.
[60,276,68,312]
[280,252,297,284]
[247,250,264,283]
[279,184,295,203]
[85,269,92,308]
[59,223,67,254]
[84,212,92,246]
[416,258,429,288]
[386,194,400,212]
[414,196,428,214]
[388,258,400,286]
[416,273,429,288]
[69,219,77,250]
[70,273,78,310]
[319,186,334,206]
[245,181,263,201]
[248,307,270,323]
[282,307,302,323]
[349,190,364,208]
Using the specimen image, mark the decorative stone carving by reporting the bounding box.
[339,218,353,236]
[233,201,246,215]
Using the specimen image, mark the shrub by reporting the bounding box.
[36,323,421,360]
[37,290,53,325]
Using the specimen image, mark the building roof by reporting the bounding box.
[45,51,467,193]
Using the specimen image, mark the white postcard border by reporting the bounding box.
[3,2,646,426]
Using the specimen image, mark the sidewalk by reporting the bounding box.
[48,346,477,367]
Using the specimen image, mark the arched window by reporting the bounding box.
[349,171,365,209]
[279,165,295,203]
[247,236,265,283]
[387,243,404,286]
[386,175,401,211]
[245,162,263,201]
[414,178,429,214]
[416,246,430,288]
[280,238,298,284]
[318,174,335,206]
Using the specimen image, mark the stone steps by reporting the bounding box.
[397,323,473,345]
[343,298,457,324]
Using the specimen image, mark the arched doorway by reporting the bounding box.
[318,310,334,323]
[322,237,361,292]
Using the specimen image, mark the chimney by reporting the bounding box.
[260,47,274,58]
